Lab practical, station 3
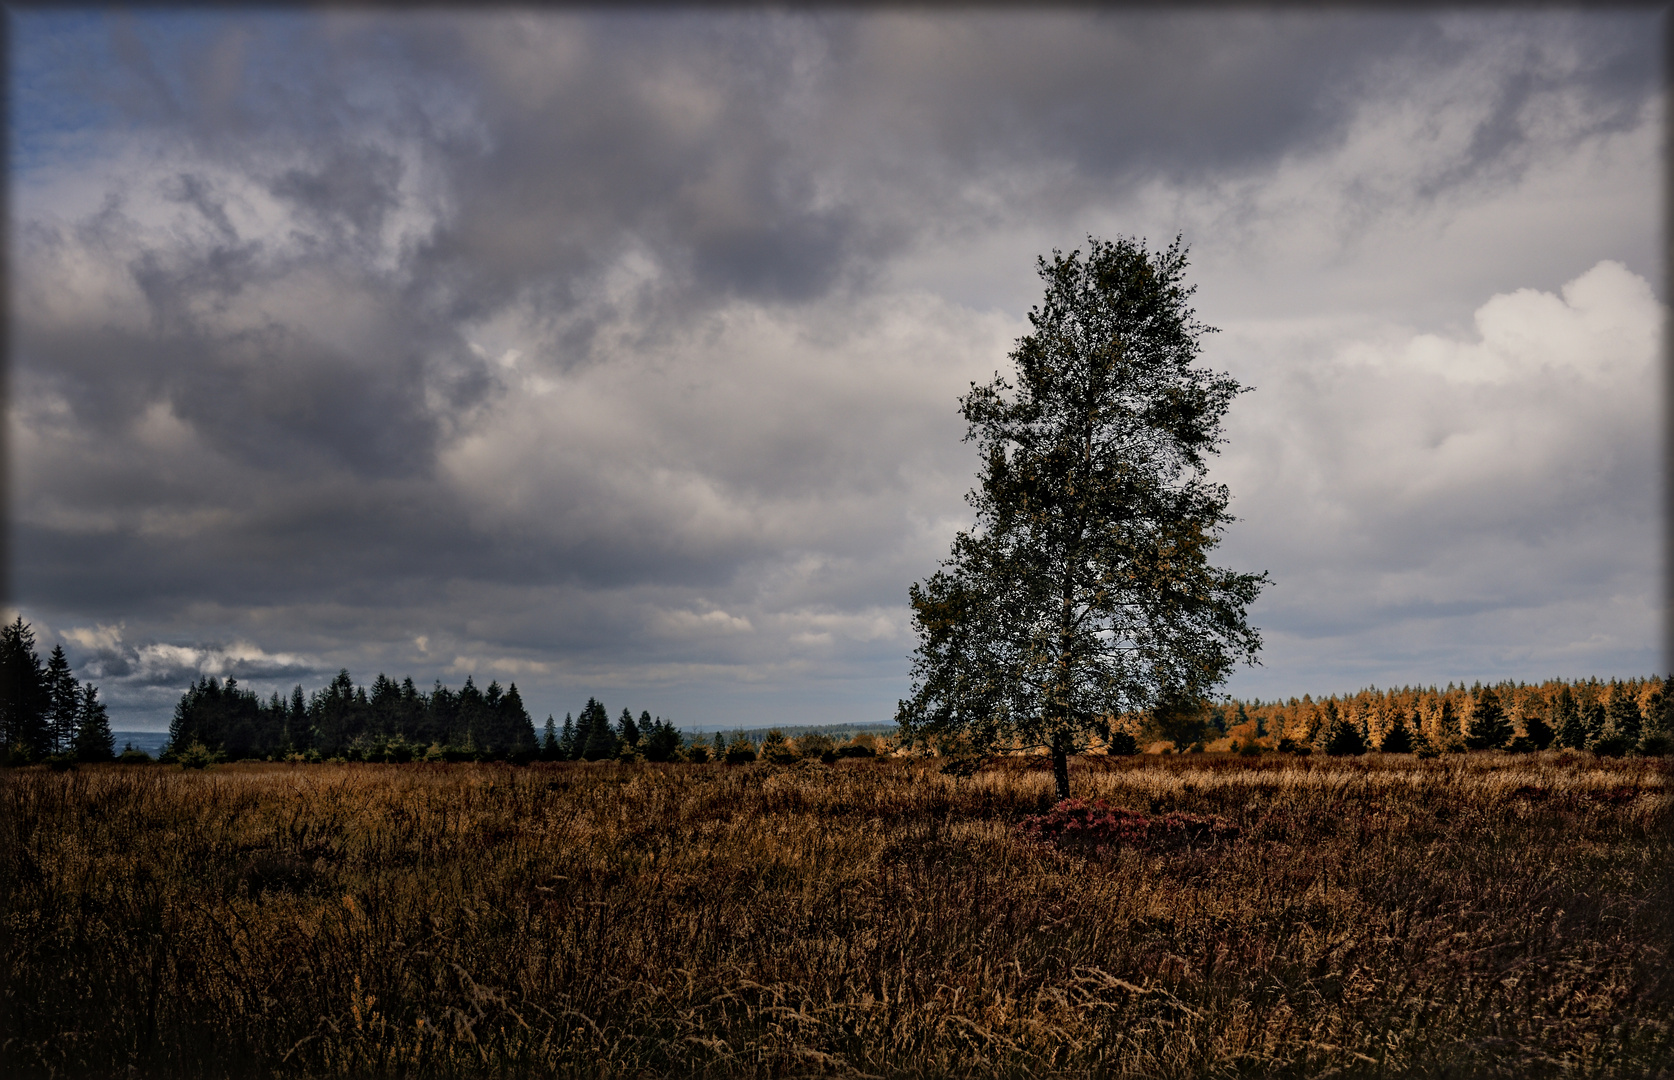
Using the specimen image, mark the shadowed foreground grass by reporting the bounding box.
[4,754,1670,1078]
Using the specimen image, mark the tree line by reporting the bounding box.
[536,702,886,764]
[1134,676,1670,758]
[166,669,539,762]
[0,617,115,764]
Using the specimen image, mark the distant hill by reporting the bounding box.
[111,731,170,756]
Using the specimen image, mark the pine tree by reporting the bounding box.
[1464,686,1512,751]
[1,616,50,761]
[760,728,797,764]
[1517,708,1551,750]
[1604,682,1642,748]
[1379,710,1414,754]
[1322,701,1366,756]
[542,716,559,761]
[72,683,115,762]
[618,707,640,750]
[644,718,683,762]
[1549,688,1583,749]
[287,684,309,753]
[44,645,80,755]
[560,713,576,759]
[1582,698,1607,748]
[494,683,537,758]
[1432,697,1460,752]
[580,699,617,761]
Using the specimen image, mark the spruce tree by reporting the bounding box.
[1550,688,1584,749]
[1379,711,1414,754]
[542,715,559,761]
[287,685,309,753]
[760,728,796,764]
[1521,708,1554,750]
[1322,701,1366,756]
[1464,686,1512,751]
[72,684,115,762]
[644,718,683,763]
[1,616,50,760]
[560,713,576,759]
[580,699,617,761]
[497,683,537,757]
[618,707,640,750]
[1604,683,1642,748]
[1582,698,1607,748]
[44,645,80,755]
[1432,697,1460,751]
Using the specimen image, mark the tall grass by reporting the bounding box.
[4,754,1669,1078]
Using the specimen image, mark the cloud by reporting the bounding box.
[8,10,1662,727]
[1214,259,1661,695]
[73,636,322,689]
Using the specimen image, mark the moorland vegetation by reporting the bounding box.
[3,754,1668,1078]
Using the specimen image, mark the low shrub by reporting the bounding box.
[794,732,837,761]
[1638,731,1673,756]
[177,741,219,770]
[1592,733,1633,758]
[1019,798,1240,858]
[759,730,798,765]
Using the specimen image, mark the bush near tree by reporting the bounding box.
[724,736,758,765]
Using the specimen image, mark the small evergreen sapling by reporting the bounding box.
[724,734,758,765]
[760,729,797,764]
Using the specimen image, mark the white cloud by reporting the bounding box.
[1215,259,1661,696]
[63,623,124,651]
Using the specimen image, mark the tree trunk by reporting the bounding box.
[1051,735,1070,802]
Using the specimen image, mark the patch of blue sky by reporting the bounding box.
[9,9,322,181]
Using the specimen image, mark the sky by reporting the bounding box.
[8,9,1665,732]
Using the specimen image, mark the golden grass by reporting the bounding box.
[4,753,1670,1078]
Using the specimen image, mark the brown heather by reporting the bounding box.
[4,755,1670,1078]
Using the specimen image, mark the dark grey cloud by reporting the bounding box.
[11,10,1662,726]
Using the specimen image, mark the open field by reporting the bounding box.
[4,755,1670,1078]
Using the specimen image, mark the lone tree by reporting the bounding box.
[897,235,1267,800]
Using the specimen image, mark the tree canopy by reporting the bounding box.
[896,235,1267,798]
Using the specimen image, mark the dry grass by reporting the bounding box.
[4,754,1670,1078]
